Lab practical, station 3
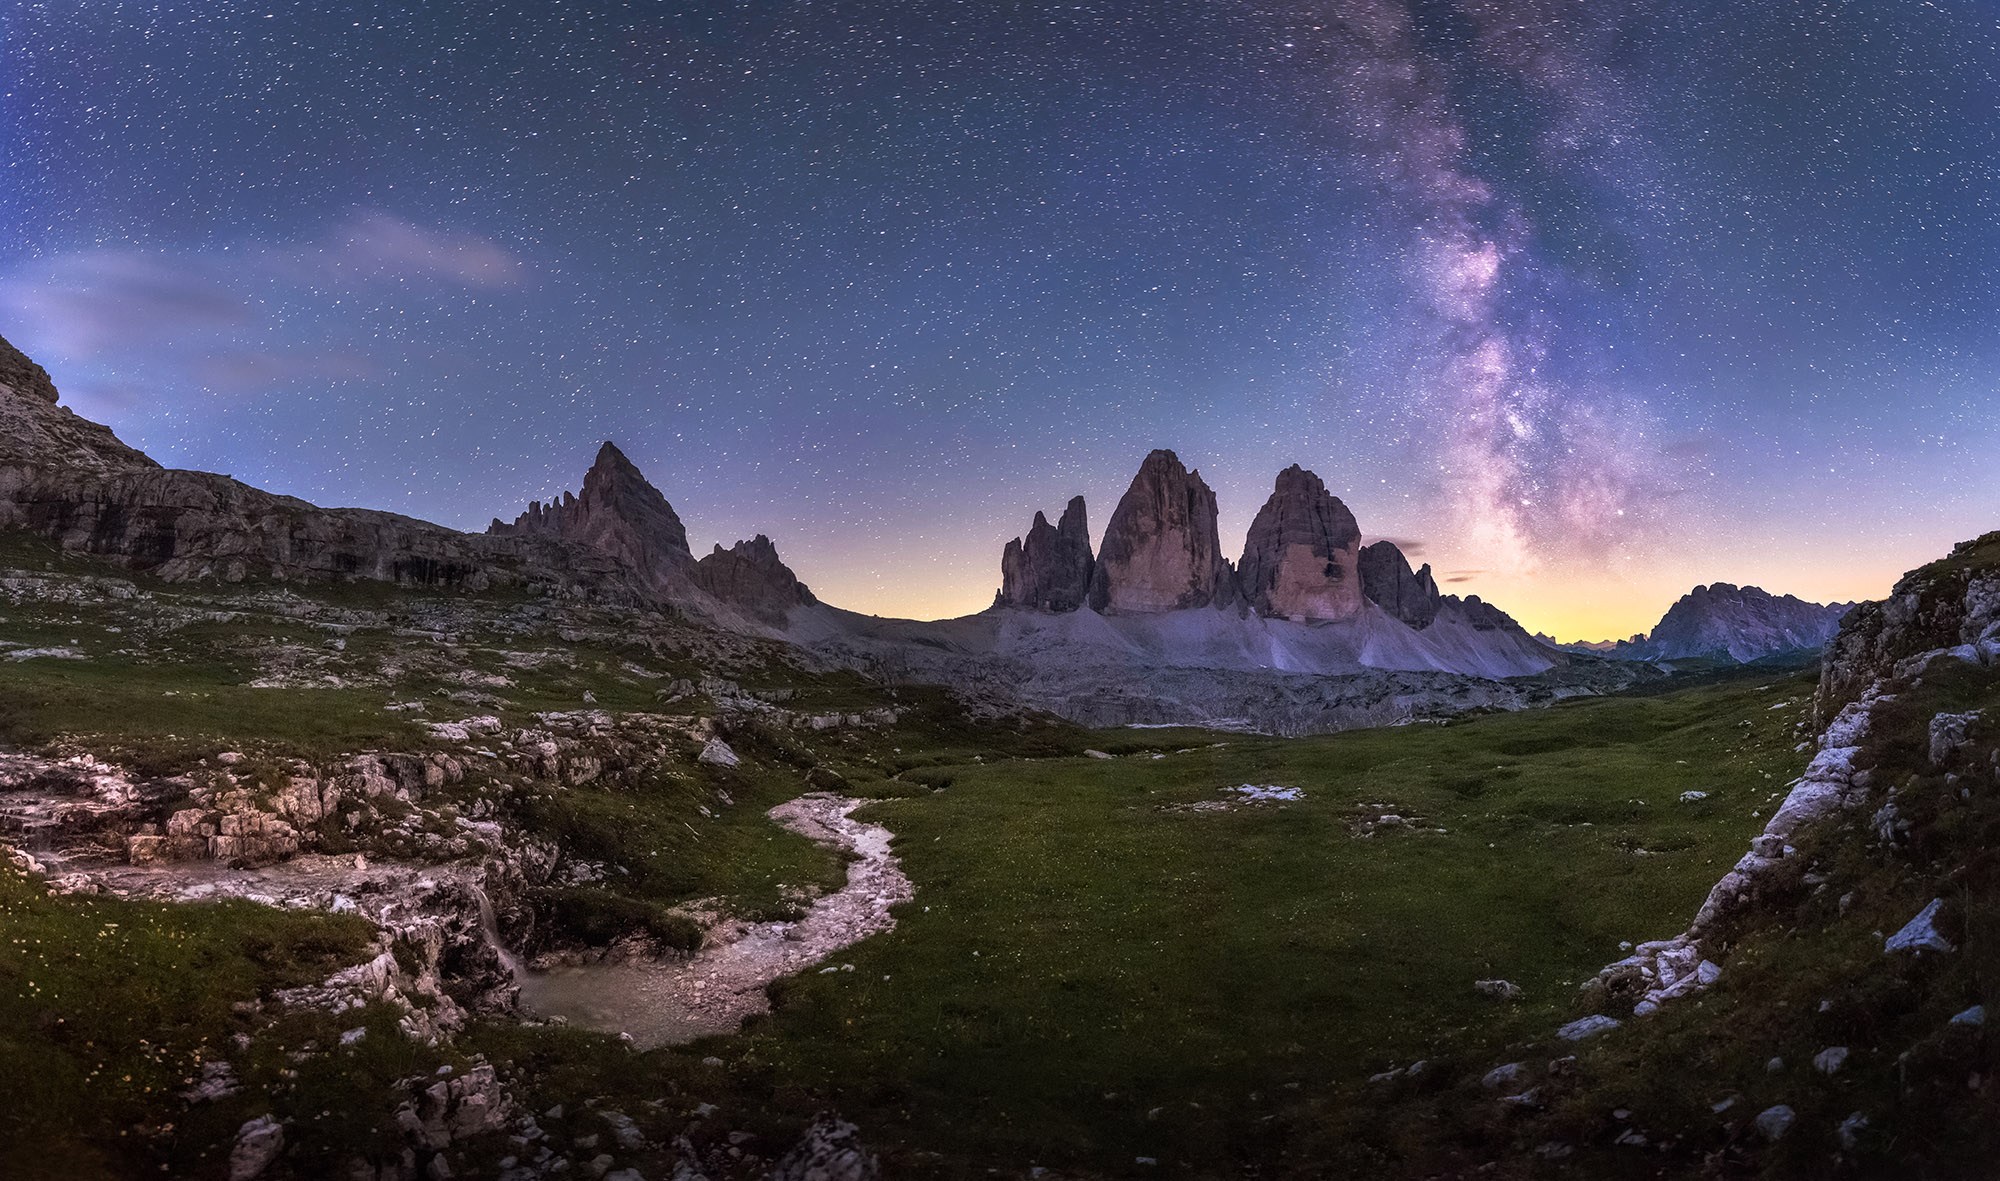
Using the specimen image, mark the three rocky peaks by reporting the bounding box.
[995,448,1502,632]
[3,326,1497,636]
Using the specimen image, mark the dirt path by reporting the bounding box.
[514,793,913,1048]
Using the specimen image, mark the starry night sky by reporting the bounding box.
[3,1,1995,636]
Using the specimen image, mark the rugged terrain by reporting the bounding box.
[2,327,1993,1178]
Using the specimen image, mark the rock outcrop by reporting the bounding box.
[1088,450,1238,613]
[1359,540,1442,629]
[1817,531,2000,724]
[996,496,1094,612]
[1237,466,1363,622]
[691,535,817,625]
[1615,583,1855,663]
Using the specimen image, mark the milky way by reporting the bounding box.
[2,2,1994,634]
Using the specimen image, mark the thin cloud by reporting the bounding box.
[280,210,525,287]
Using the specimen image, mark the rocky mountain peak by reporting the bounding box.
[997,495,1093,612]
[691,534,816,625]
[1238,465,1364,622]
[1358,540,1442,630]
[1626,582,1855,663]
[1088,450,1238,613]
[488,442,691,584]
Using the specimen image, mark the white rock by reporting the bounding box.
[698,738,740,768]
[1084,749,1114,759]
[1885,899,1954,954]
[1755,1105,1795,1141]
[1950,1005,1985,1027]
[1679,790,1708,803]
[1813,1046,1849,1074]
[228,1115,286,1180]
[1557,1015,1621,1041]
[1481,1062,1526,1090]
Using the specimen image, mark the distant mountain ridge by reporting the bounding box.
[1549,582,1855,664]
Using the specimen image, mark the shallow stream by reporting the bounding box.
[509,793,911,1049]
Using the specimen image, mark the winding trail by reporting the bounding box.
[514,793,913,1048]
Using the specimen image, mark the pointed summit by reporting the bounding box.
[996,495,1094,611]
[1088,450,1237,613]
[489,441,690,583]
[1238,465,1363,621]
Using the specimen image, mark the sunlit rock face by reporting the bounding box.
[1238,465,1363,622]
[1088,449,1239,614]
[1359,539,1443,630]
[997,495,1094,612]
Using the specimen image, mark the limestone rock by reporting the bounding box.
[770,1114,880,1181]
[1885,898,1954,954]
[228,1114,286,1181]
[1088,450,1238,613]
[1237,466,1362,622]
[1816,530,2000,725]
[997,496,1093,612]
[691,535,818,624]
[1359,541,1441,629]
[1755,1105,1795,1141]
[1556,1014,1620,1041]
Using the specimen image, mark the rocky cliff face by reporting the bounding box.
[1237,466,1363,622]
[1618,583,1855,663]
[1088,450,1238,613]
[691,535,817,625]
[1358,540,1442,629]
[997,496,1094,612]
[0,332,597,590]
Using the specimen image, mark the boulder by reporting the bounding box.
[228,1115,286,1181]
[1237,466,1363,622]
[996,496,1094,612]
[1088,450,1238,613]
[1885,898,1954,954]
[1754,1105,1795,1141]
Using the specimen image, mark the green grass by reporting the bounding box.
[460,666,1819,1176]
[0,657,428,774]
[0,866,379,1178]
